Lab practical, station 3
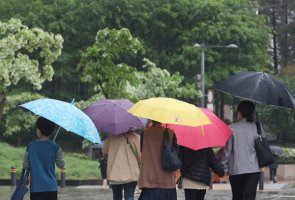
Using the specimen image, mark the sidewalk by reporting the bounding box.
[76,180,293,191]
[212,181,292,191]
[1,181,294,200]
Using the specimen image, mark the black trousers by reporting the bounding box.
[184,189,206,200]
[30,191,58,200]
[269,167,277,180]
[229,172,260,200]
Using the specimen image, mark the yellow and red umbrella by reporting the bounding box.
[163,108,232,150]
[128,97,211,126]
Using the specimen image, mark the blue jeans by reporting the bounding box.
[111,181,137,200]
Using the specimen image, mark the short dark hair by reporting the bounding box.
[36,117,56,136]
[151,120,161,126]
[237,100,255,122]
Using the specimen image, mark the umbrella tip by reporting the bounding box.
[71,98,76,105]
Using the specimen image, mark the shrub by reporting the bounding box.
[279,148,295,164]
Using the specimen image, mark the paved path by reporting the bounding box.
[1,181,295,200]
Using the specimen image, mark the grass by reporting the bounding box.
[0,142,101,179]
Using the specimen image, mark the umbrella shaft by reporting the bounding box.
[53,126,62,141]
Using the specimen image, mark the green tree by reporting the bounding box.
[126,58,198,102]
[0,0,272,102]
[0,18,63,118]
[79,28,198,102]
[2,92,44,146]
[94,0,271,91]
[79,28,144,99]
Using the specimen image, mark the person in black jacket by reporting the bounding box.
[179,146,224,200]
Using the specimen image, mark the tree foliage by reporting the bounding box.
[0,0,272,99]
[0,18,63,119]
[79,28,144,99]
[126,58,198,102]
[257,0,295,73]
[0,18,63,93]
[2,92,45,146]
[2,0,295,144]
[79,28,197,102]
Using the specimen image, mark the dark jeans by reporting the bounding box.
[269,167,277,180]
[229,172,260,200]
[30,191,57,200]
[184,189,206,200]
[111,181,137,200]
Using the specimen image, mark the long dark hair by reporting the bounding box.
[237,100,255,122]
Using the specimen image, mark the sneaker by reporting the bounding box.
[273,177,278,183]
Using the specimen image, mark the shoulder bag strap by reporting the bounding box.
[140,131,144,152]
[123,133,140,165]
[172,133,177,147]
[163,128,178,148]
[162,128,170,144]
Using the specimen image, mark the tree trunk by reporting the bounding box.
[0,93,6,120]
[17,134,21,147]
[220,93,224,120]
[272,0,279,74]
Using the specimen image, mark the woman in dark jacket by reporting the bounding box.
[179,146,224,200]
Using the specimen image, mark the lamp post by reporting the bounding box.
[193,43,238,107]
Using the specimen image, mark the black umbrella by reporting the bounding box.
[270,145,283,156]
[214,71,295,109]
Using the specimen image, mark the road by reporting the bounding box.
[2,182,295,200]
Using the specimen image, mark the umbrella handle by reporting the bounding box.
[53,99,75,142]
[53,126,62,141]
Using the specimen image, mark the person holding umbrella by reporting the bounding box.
[269,145,283,183]
[84,99,146,200]
[102,132,141,200]
[178,146,224,200]
[22,117,65,200]
[217,101,261,200]
[268,155,279,183]
[127,97,212,199]
[137,120,178,200]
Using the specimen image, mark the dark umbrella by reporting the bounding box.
[270,145,283,156]
[214,71,295,109]
[84,99,147,135]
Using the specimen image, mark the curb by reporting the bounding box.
[0,179,104,186]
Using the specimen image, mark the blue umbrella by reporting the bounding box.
[20,98,101,144]
[10,169,29,200]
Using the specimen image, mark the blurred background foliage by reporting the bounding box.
[0,0,295,150]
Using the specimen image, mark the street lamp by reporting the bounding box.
[193,43,238,108]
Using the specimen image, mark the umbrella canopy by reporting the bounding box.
[128,97,211,126]
[215,71,295,109]
[20,98,101,144]
[270,145,283,156]
[83,99,147,135]
[163,108,233,150]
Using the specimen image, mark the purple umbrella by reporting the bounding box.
[84,99,147,135]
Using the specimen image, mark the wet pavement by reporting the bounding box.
[1,182,295,200]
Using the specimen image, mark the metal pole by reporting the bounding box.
[193,42,237,108]
[11,166,16,186]
[60,169,66,188]
[259,169,264,190]
[200,47,205,108]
